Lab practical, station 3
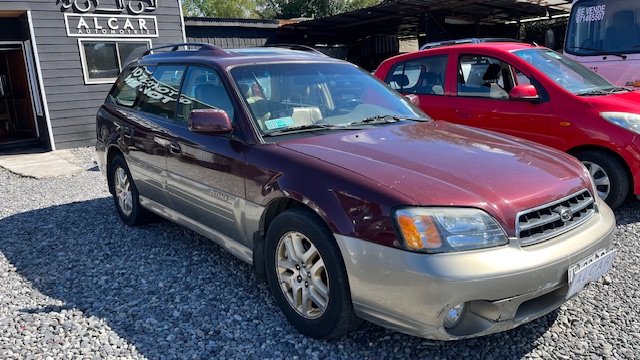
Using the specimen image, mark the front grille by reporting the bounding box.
[517,189,595,246]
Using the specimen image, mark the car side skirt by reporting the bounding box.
[140,196,254,264]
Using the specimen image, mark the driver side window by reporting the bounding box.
[177,67,234,125]
[457,55,511,99]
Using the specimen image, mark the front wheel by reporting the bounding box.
[575,150,629,209]
[265,208,362,339]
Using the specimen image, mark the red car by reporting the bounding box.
[375,41,640,209]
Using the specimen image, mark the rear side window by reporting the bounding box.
[138,66,185,119]
[108,65,185,120]
[385,55,447,95]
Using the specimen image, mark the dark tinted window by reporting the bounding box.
[137,65,185,119]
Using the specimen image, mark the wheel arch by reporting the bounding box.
[567,144,634,195]
[252,196,341,283]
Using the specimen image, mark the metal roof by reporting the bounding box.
[279,0,573,44]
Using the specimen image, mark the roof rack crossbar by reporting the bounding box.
[262,43,327,56]
[142,43,224,57]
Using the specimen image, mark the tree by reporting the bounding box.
[182,0,257,18]
[257,0,382,19]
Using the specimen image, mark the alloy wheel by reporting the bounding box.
[114,167,133,216]
[275,231,329,319]
[582,160,610,200]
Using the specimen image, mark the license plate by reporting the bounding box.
[566,249,616,299]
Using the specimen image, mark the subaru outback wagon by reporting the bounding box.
[375,40,640,209]
[96,43,616,340]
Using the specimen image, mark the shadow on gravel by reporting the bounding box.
[613,198,640,226]
[0,199,556,359]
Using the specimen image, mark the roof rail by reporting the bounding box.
[262,43,327,56]
[420,38,520,50]
[141,43,226,57]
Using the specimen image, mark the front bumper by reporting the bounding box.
[335,203,616,340]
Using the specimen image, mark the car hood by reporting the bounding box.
[585,90,640,113]
[279,121,591,232]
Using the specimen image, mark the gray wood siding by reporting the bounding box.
[186,26,277,49]
[0,0,185,149]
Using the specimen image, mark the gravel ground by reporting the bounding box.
[0,146,639,359]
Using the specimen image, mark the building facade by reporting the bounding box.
[0,0,185,151]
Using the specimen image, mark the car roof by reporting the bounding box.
[378,42,543,66]
[423,42,539,53]
[128,43,345,68]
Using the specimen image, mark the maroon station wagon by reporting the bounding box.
[95,43,616,340]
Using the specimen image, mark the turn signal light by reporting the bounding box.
[397,214,442,250]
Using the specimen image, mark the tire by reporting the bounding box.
[265,207,362,339]
[109,155,152,226]
[575,150,629,209]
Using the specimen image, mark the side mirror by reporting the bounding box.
[509,85,540,102]
[189,109,232,134]
[405,94,420,107]
[545,29,556,49]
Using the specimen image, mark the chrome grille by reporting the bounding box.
[517,189,595,246]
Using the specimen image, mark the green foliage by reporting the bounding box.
[182,0,257,18]
[257,0,382,19]
[520,18,568,50]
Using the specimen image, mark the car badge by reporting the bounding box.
[554,206,573,222]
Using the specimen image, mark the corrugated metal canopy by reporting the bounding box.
[279,0,572,44]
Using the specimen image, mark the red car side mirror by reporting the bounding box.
[189,109,233,135]
[405,94,420,107]
[509,84,540,102]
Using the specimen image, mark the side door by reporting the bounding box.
[165,66,250,244]
[447,52,551,144]
[383,54,450,120]
[106,64,185,207]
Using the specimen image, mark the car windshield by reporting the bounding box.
[230,62,427,137]
[565,0,640,56]
[513,48,615,94]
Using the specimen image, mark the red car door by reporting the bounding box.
[381,53,451,121]
[445,50,551,145]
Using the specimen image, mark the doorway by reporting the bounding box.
[0,43,39,150]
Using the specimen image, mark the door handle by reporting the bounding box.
[455,109,472,119]
[169,142,181,155]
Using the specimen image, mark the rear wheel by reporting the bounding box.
[109,155,152,226]
[265,208,362,339]
[575,150,629,209]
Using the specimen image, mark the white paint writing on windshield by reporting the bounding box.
[575,5,606,23]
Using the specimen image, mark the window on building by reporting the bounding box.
[79,40,151,84]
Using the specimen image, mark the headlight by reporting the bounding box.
[601,112,640,135]
[393,207,508,253]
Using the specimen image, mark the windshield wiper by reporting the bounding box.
[575,89,610,96]
[568,47,627,60]
[608,86,631,93]
[576,86,631,96]
[346,114,426,127]
[262,123,346,136]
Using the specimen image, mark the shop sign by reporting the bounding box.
[60,0,159,37]
[64,14,158,37]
